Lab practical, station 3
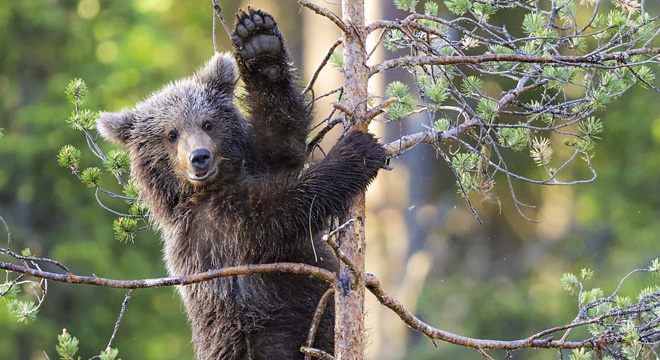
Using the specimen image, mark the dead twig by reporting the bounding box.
[0,259,336,289]
[300,346,334,360]
[304,39,343,94]
[303,288,335,360]
[297,0,348,33]
[211,0,233,53]
[106,289,134,351]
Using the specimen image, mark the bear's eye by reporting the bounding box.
[202,121,213,132]
[168,130,179,143]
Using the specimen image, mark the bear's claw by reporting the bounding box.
[232,7,283,79]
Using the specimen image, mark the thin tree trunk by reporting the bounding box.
[334,0,368,359]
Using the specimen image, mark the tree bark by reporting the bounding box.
[334,0,368,359]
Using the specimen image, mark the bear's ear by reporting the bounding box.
[194,52,239,94]
[97,110,135,145]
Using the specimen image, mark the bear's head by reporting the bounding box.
[97,53,247,199]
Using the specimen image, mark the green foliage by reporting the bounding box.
[621,320,642,359]
[1,282,39,324]
[122,180,140,199]
[128,202,149,217]
[5,299,39,324]
[498,126,528,152]
[635,65,656,87]
[444,0,470,16]
[638,285,660,300]
[578,117,604,141]
[459,76,483,95]
[424,2,439,17]
[522,12,555,38]
[607,9,628,28]
[385,81,417,120]
[570,37,587,52]
[418,2,441,28]
[581,268,594,281]
[472,3,496,21]
[545,66,578,90]
[475,98,499,122]
[418,75,448,105]
[100,347,120,360]
[615,295,632,308]
[61,79,151,244]
[56,329,79,360]
[80,167,102,188]
[66,109,97,131]
[581,287,604,306]
[57,145,83,169]
[569,348,592,360]
[561,268,594,295]
[65,79,88,106]
[105,150,130,174]
[561,272,580,295]
[394,0,418,12]
[649,258,660,276]
[434,118,450,131]
[65,79,97,131]
[113,217,139,243]
[54,329,119,360]
[0,282,19,300]
[451,152,480,194]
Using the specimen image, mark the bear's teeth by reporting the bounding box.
[189,165,217,181]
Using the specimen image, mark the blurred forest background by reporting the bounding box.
[1,0,659,359]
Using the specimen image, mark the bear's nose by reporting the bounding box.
[190,149,212,171]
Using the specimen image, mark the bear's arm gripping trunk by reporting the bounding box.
[241,131,385,250]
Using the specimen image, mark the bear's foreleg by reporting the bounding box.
[240,130,386,248]
[232,8,310,173]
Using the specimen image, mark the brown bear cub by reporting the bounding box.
[97,8,385,360]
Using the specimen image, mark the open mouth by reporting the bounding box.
[188,165,218,182]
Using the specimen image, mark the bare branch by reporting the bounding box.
[297,0,348,33]
[106,289,133,351]
[304,288,335,360]
[0,215,10,249]
[322,219,361,282]
[211,0,233,44]
[366,273,594,351]
[383,118,480,157]
[300,346,334,360]
[366,97,399,121]
[304,39,343,94]
[0,248,72,276]
[307,115,344,156]
[370,48,660,77]
[0,259,336,289]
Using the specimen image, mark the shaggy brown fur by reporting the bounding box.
[97,8,385,360]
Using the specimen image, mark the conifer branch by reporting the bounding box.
[370,48,660,77]
[0,259,336,289]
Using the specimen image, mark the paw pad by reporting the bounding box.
[232,7,282,64]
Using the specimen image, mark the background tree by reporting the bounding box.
[1,0,660,359]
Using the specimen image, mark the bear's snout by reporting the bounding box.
[190,149,212,171]
[184,147,217,182]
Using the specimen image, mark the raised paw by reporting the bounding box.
[232,7,284,80]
